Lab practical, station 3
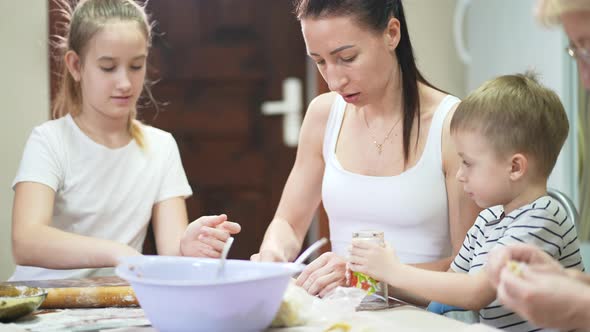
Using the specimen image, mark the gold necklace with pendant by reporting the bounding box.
[362,111,402,155]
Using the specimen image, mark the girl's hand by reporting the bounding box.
[180,214,241,258]
[348,240,398,283]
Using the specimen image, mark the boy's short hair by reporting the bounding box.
[450,72,569,179]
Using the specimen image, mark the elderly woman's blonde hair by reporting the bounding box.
[536,0,590,25]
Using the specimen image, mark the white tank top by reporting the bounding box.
[322,95,460,264]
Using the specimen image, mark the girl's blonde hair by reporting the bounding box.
[536,0,590,26]
[52,0,154,148]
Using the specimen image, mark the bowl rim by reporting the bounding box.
[115,255,305,286]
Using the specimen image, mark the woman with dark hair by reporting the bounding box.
[252,0,480,297]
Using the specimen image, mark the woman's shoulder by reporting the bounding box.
[296,92,339,155]
[420,85,459,118]
[421,86,461,173]
[309,91,338,113]
[303,91,339,128]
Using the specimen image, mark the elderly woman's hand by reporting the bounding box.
[487,243,562,287]
[496,264,590,330]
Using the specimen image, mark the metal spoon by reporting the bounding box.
[294,237,329,265]
[216,236,234,279]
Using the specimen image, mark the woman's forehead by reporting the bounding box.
[302,15,375,52]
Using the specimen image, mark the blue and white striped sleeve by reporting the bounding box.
[451,221,479,273]
[498,204,576,262]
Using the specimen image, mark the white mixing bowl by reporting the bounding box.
[116,256,304,332]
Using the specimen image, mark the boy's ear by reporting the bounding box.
[64,50,82,82]
[383,17,401,52]
[509,153,528,181]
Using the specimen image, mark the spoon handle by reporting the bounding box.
[216,237,234,279]
[221,237,234,260]
[294,237,328,265]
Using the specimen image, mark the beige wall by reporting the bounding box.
[0,1,49,280]
[404,0,466,98]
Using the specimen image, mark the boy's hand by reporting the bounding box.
[348,239,398,283]
[180,214,241,258]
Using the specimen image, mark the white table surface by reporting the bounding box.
[0,305,501,332]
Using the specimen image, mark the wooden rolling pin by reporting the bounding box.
[40,285,138,309]
[2,276,139,309]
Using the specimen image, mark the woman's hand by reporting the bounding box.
[295,252,347,297]
[348,240,398,283]
[180,214,241,258]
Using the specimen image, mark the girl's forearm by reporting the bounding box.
[151,196,188,256]
[12,224,140,269]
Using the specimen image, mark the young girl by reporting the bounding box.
[10,0,240,281]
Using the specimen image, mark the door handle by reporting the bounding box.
[261,77,303,147]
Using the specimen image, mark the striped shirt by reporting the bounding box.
[451,195,583,332]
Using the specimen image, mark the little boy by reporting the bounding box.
[349,73,583,332]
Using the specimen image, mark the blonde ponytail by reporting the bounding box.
[128,111,146,149]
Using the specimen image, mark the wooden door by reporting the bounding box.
[49,0,307,259]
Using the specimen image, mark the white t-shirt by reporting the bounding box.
[451,196,583,332]
[10,114,192,281]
